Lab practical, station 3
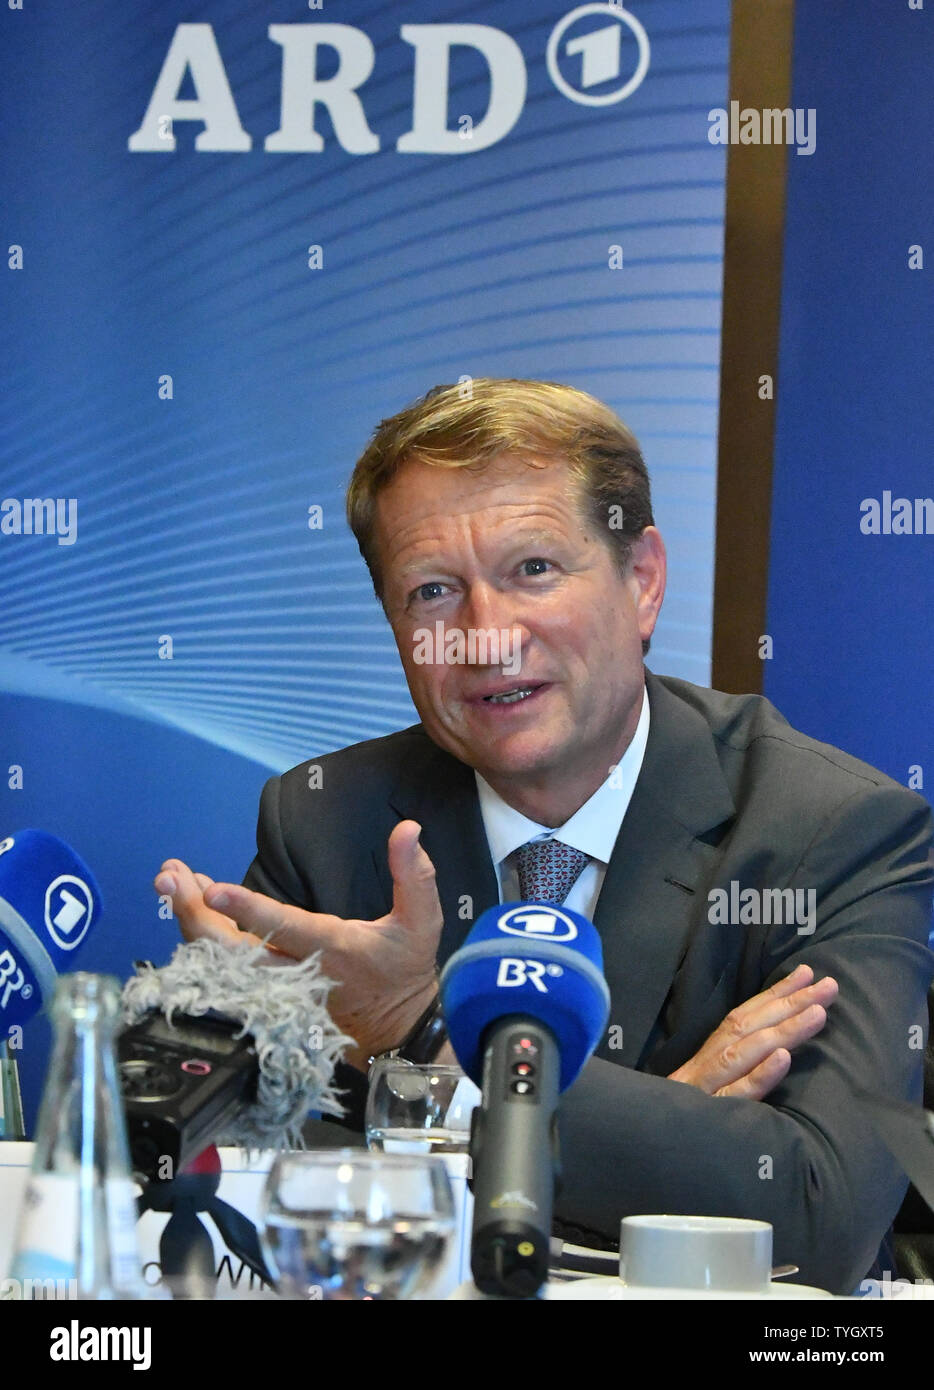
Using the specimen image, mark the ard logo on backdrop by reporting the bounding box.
[127,5,651,155]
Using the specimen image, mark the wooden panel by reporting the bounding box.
[712,0,795,693]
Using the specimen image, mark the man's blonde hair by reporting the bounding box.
[346,378,654,602]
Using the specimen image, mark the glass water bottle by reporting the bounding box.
[0,1037,26,1139]
[8,973,143,1298]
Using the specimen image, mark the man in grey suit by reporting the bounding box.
[155,379,934,1295]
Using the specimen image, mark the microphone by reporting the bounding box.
[439,901,609,1298]
[0,829,103,1029]
[119,936,353,1180]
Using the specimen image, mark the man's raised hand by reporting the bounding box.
[153,819,443,1072]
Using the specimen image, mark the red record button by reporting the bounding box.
[513,1062,534,1077]
[181,1059,212,1076]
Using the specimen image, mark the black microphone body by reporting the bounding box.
[469,1014,560,1298]
[440,900,611,1298]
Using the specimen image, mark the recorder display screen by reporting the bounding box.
[140,1013,244,1056]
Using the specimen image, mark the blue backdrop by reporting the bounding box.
[766,1,934,795]
[1,0,730,1126]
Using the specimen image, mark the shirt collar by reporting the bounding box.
[475,684,650,868]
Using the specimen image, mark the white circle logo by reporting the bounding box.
[497,905,578,942]
[0,837,14,856]
[547,4,650,107]
[44,875,94,952]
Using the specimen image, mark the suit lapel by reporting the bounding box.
[593,672,735,1067]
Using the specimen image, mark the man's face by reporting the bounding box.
[374,454,665,819]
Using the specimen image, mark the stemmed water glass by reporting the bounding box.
[258,1149,456,1300]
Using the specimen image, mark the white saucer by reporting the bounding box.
[547,1276,836,1300]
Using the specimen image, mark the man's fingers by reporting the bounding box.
[386,820,444,943]
[714,1003,829,1090]
[715,1049,792,1100]
[723,974,838,1040]
[671,1000,830,1094]
[766,963,813,998]
[667,963,839,1097]
[191,823,443,965]
[155,861,325,968]
[156,859,210,923]
[155,859,259,948]
[200,881,342,959]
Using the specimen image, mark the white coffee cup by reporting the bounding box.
[619,1214,773,1291]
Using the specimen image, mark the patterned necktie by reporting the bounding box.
[515,838,590,905]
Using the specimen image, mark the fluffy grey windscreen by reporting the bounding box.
[121,937,353,1147]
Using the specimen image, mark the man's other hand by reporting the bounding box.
[153,819,442,1072]
[666,963,839,1100]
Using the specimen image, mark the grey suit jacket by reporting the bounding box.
[243,670,934,1294]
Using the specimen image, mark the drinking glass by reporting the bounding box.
[365,1060,479,1154]
[258,1150,456,1300]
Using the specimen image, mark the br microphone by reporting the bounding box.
[0,829,102,1029]
[439,901,609,1298]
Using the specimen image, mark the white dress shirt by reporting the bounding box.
[474,685,650,920]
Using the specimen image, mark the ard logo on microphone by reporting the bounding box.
[44,875,94,952]
[496,906,578,942]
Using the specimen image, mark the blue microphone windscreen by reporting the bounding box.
[0,829,103,1027]
[439,902,610,1091]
